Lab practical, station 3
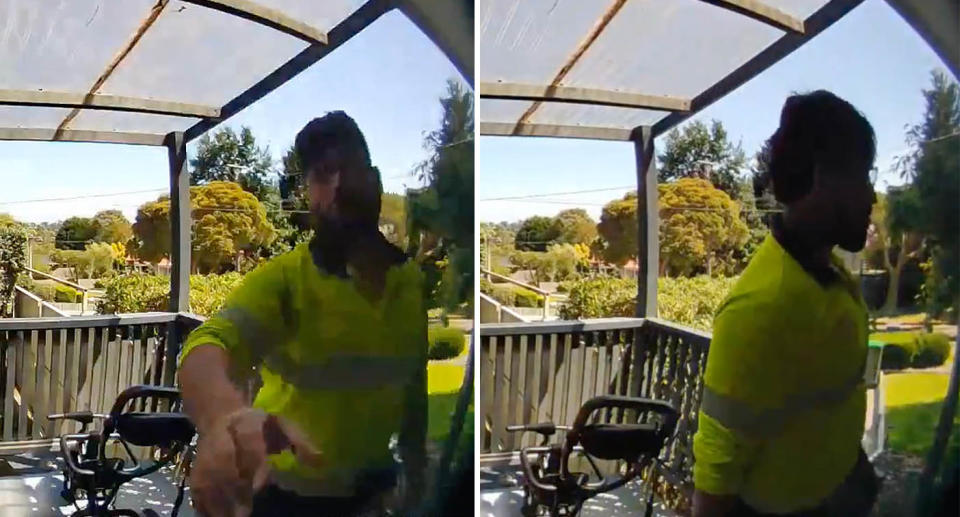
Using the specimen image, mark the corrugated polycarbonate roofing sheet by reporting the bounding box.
[560,0,785,99]
[0,0,388,144]
[477,0,838,141]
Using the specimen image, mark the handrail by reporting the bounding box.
[479,317,646,336]
[481,269,550,296]
[0,312,177,330]
[643,317,713,342]
[25,267,89,292]
[14,286,70,317]
[478,292,530,323]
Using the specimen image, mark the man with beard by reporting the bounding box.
[692,91,881,517]
[178,112,427,516]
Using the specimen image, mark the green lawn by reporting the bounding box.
[885,373,959,457]
[427,351,469,443]
[877,312,929,326]
[870,331,918,346]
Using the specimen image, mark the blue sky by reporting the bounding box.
[0,10,464,223]
[478,0,957,223]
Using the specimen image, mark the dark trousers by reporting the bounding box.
[733,448,881,517]
[251,469,396,517]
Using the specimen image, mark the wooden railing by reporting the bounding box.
[478,317,711,506]
[0,312,199,452]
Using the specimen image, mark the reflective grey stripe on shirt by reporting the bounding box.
[217,305,275,361]
[264,352,421,391]
[701,368,864,438]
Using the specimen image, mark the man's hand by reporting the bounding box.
[191,409,269,517]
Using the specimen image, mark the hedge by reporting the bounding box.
[55,284,80,303]
[559,276,737,331]
[872,331,952,370]
[482,281,543,308]
[514,287,542,308]
[914,333,951,368]
[97,273,244,317]
[428,326,466,361]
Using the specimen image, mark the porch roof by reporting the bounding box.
[476,0,957,141]
[0,0,472,146]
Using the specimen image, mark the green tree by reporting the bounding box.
[480,222,516,274]
[596,192,638,265]
[512,251,553,285]
[407,79,474,314]
[191,126,276,200]
[659,119,748,199]
[865,190,922,314]
[131,197,171,266]
[514,216,560,252]
[0,224,26,317]
[55,216,98,250]
[545,243,581,281]
[659,178,749,277]
[93,209,133,244]
[132,181,275,273]
[380,192,407,246]
[899,70,960,510]
[85,242,115,277]
[553,208,597,245]
[52,249,87,281]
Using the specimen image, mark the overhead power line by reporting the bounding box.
[0,188,167,206]
[480,185,635,202]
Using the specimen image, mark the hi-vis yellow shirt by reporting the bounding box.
[179,241,427,497]
[693,234,867,514]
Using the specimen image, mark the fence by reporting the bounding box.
[0,313,202,453]
[478,317,711,504]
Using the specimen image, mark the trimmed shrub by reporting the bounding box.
[97,275,168,314]
[97,273,244,317]
[428,326,466,360]
[514,287,543,308]
[560,277,636,320]
[32,283,56,302]
[880,342,917,370]
[914,333,951,368]
[482,282,544,309]
[873,332,919,370]
[488,284,516,306]
[559,276,736,331]
[54,284,80,303]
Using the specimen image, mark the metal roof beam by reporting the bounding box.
[181,0,328,45]
[514,0,629,133]
[480,122,632,141]
[55,0,168,139]
[185,0,392,142]
[479,83,690,111]
[0,128,166,146]
[0,90,219,118]
[884,0,959,79]
[699,0,805,34]
[396,0,473,83]
[653,0,866,137]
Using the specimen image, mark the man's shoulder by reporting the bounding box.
[716,240,819,321]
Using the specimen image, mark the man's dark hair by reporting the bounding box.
[294,111,371,173]
[764,90,876,203]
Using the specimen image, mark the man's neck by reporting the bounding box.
[772,213,837,284]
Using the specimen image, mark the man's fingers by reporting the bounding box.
[266,415,324,468]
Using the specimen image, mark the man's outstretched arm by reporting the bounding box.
[180,345,247,434]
